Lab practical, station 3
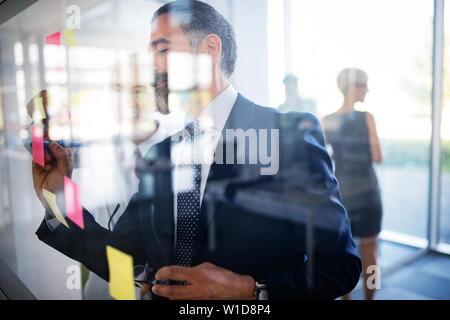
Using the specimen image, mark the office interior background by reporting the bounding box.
[0,0,449,300]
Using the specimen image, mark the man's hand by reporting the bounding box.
[151,262,256,300]
[32,142,74,212]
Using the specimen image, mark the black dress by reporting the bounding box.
[324,111,382,238]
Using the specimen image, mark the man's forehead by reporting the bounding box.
[150,13,183,41]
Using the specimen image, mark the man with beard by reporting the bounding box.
[32,0,361,300]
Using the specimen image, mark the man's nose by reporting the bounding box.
[153,55,167,74]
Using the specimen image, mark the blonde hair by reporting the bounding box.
[337,68,368,95]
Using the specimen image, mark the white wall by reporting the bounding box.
[206,0,270,107]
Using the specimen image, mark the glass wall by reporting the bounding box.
[0,0,164,300]
[0,0,274,300]
[0,0,448,301]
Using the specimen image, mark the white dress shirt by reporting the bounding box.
[171,85,238,243]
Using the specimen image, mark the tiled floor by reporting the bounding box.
[376,240,420,270]
[350,249,450,300]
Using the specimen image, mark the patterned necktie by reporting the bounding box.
[175,121,202,266]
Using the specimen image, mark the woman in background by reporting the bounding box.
[323,68,383,300]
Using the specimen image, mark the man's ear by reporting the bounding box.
[201,34,222,65]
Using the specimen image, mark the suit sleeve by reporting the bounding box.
[35,193,147,282]
[259,112,362,299]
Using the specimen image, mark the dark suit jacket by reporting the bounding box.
[36,93,362,300]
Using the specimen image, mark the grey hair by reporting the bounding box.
[337,68,368,95]
[152,0,237,77]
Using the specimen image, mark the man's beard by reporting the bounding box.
[154,72,169,115]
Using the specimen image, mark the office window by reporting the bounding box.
[440,2,450,248]
[287,0,433,245]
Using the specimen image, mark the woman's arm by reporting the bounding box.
[366,112,383,164]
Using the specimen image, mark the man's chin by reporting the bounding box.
[155,88,169,114]
[156,97,169,115]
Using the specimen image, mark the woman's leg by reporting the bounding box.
[359,236,378,300]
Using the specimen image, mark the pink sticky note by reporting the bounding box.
[31,126,45,166]
[46,32,61,45]
[64,176,84,229]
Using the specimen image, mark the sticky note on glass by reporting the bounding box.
[168,52,195,91]
[46,32,61,46]
[32,97,46,122]
[64,176,84,229]
[168,52,212,91]
[71,90,87,107]
[106,245,136,300]
[63,29,77,47]
[42,189,69,228]
[31,126,45,166]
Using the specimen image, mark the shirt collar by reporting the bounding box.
[183,84,238,133]
[198,84,238,133]
[137,85,238,155]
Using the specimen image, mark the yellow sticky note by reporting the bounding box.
[106,245,136,300]
[199,90,212,107]
[42,189,69,228]
[33,97,46,122]
[63,29,77,47]
[71,90,86,107]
